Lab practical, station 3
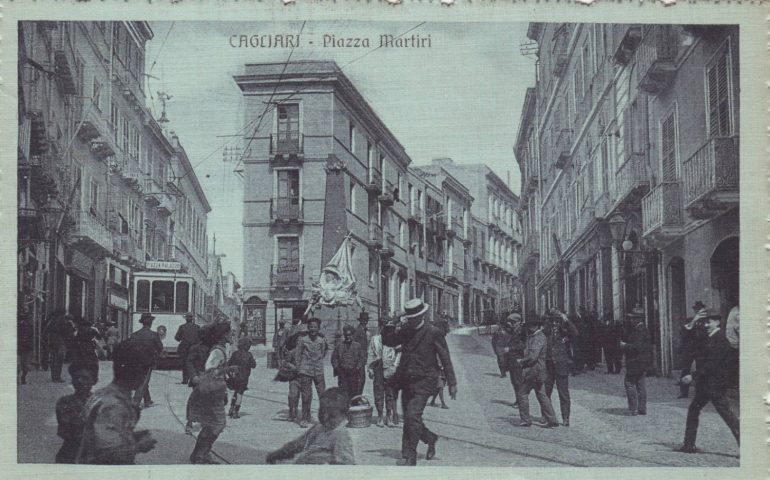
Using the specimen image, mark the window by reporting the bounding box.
[706,42,733,137]
[350,182,357,214]
[92,77,102,111]
[277,104,300,141]
[399,220,405,247]
[175,281,190,313]
[369,252,377,286]
[367,141,373,168]
[122,116,129,153]
[136,280,150,311]
[89,178,99,213]
[660,106,679,181]
[277,237,300,268]
[277,169,300,203]
[349,122,356,153]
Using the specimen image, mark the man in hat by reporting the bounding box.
[129,313,163,408]
[368,319,402,427]
[45,310,73,383]
[382,298,457,466]
[175,313,201,384]
[676,310,739,453]
[499,313,525,408]
[514,315,560,428]
[545,309,578,426]
[352,311,371,396]
[272,318,288,368]
[620,306,652,416]
[331,324,367,399]
[491,317,513,378]
[677,301,708,398]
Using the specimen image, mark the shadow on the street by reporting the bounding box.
[596,407,636,416]
[485,372,506,378]
[646,441,740,460]
[490,399,517,408]
[363,447,403,460]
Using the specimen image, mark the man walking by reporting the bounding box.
[331,324,367,399]
[620,306,652,416]
[602,313,623,374]
[675,310,739,453]
[175,313,201,384]
[45,311,73,383]
[500,313,525,409]
[677,301,708,398]
[492,319,513,378]
[129,312,163,408]
[368,321,401,427]
[515,315,560,428]
[545,309,578,426]
[382,298,457,466]
[294,318,328,428]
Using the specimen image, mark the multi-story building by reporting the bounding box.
[236,61,518,341]
[515,23,739,375]
[17,21,210,362]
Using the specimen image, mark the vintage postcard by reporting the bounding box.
[1,1,767,479]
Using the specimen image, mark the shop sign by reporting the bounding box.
[145,261,182,271]
[109,292,129,311]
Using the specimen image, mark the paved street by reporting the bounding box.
[18,328,738,466]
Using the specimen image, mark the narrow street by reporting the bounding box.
[18,329,738,467]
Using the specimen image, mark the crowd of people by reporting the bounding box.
[490,301,740,454]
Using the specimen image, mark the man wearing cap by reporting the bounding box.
[331,324,367,399]
[499,313,525,408]
[129,313,163,408]
[676,310,739,453]
[492,317,513,378]
[293,317,328,428]
[352,312,371,396]
[272,319,288,368]
[545,309,578,426]
[515,315,560,428]
[620,306,652,416]
[175,313,201,384]
[382,298,457,466]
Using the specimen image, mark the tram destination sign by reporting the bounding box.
[145,261,182,271]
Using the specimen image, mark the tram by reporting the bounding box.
[132,270,203,369]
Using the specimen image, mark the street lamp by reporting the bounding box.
[607,214,627,247]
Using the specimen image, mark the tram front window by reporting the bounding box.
[176,281,190,313]
[136,280,150,312]
[151,281,175,312]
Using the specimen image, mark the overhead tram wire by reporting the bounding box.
[149,21,175,75]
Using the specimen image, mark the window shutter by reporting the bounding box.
[661,112,677,181]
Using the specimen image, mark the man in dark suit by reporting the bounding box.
[500,313,525,408]
[129,313,163,408]
[545,309,578,426]
[601,313,623,374]
[382,298,457,466]
[352,312,371,396]
[676,310,740,453]
[620,306,652,416]
[515,316,559,428]
[175,313,201,384]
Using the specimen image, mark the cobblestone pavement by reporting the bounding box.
[17,329,739,466]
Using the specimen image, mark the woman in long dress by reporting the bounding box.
[187,322,235,464]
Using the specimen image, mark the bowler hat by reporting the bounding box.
[692,301,706,311]
[403,298,430,318]
[139,312,155,325]
[185,313,194,320]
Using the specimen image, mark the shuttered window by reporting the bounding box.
[706,44,733,137]
[660,107,678,181]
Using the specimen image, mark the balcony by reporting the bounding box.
[70,209,113,256]
[367,223,383,249]
[270,197,304,223]
[554,129,572,169]
[378,185,395,208]
[682,136,739,219]
[552,26,570,77]
[612,152,650,211]
[113,233,143,262]
[121,167,145,193]
[364,168,382,195]
[612,25,642,65]
[380,232,395,259]
[408,205,423,225]
[642,182,683,240]
[430,218,447,239]
[271,264,304,288]
[54,27,78,95]
[144,178,165,206]
[445,262,461,283]
[636,25,679,94]
[269,132,304,165]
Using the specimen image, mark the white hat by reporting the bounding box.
[403,298,430,318]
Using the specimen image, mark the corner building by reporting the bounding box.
[515,23,739,375]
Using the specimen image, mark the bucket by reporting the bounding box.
[347,394,373,428]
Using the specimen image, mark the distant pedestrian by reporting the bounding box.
[367,321,401,427]
[184,328,212,434]
[491,320,512,378]
[293,318,328,428]
[187,322,237,464]
[676,310,739,453]
[71,318,102,376]
[75,341,157,464]
[499,313,525,409]
[175,313,201,384]
[17,312,34,385]
[283,317,306,423]
[620,306,652,416]
[428,319,451,409]
[545,309,578,426]
[266,387,355,465]
[54,361,98,463]
[352,311,371,396]
[382,298,457,466]
[227,337,256,419]
[129,313,163,408]
[515,315,559,428]
[602,313,623,374]
[45,311,73,383]
[331,324,366,400]
[272,319,288,367]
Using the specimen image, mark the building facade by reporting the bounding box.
[236,61,522,342]
[18,21,210,364]
[515,23,739,375]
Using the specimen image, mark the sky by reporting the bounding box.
[145,21,535,280]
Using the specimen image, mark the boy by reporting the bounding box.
[228,337,257,418]
[55,361,99,463]
[265,387,355,465]
[294,318,328,428]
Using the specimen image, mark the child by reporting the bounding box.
[227,337,257,419]
[55,361,98,463]
[265,387,355,465]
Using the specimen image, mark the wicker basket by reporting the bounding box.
[347,395,373,428]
